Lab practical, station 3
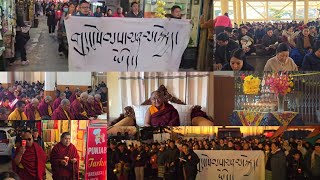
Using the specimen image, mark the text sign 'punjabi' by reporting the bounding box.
[194,150,265,180]
[65,17,192,71]
[85,126,107,180]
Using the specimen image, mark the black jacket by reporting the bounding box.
[181,150,200,177]
[296,34,314,55]
[302,52,320,71]
[125,11,143,18]
[261,34,278,48]
[214,40,239,64]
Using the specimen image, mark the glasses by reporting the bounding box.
[315,143,320,146]
[22,138,32,141]
[81,7,90,9]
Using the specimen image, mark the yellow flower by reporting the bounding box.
[287,88,291,93]
[289,81,294,87]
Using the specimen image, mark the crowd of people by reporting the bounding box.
[0,80,108,121]
[203,12,320,71]
[0,128,80,180]
[107,135,320,180]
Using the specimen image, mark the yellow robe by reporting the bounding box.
[8,109,28,120]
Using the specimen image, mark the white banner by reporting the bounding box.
[194,150,265,180]
[65,17,192,71]
[153,133,171,142]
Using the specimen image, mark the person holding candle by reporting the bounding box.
[12,130,46,180]
[50,132,80,180]
[46,3,56,36]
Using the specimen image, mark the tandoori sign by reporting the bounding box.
[65,16,192,71]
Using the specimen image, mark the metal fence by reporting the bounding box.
[234,72,320,125]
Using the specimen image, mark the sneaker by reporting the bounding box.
[21,60,29,65]
[59,52,64,56]
[9,63,14,66]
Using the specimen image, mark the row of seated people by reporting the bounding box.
[215,32,320,71]
[0,82,107,120]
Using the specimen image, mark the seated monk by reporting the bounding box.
[9,94,27,111]
[70,92,89,120]
[51,99,73,120]
[84,95,97,117]
[38,95,53,118]
[24,98,41,120]
[8,101,28,120]
[69,89,81,104]
[52,92,66,111]
[145,91,180,126]
[50,132,80,180]
[94,94,104,115]
[13,130,46,180]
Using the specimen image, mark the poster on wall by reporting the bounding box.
[85,126,107,180]
[194,150,265,180]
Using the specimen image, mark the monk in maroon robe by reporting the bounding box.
[38,96,53,118]
[24,98,41,120]
[145,91,180,126]
[7,87,15,101]
[93,94,104,115]
[70,92,88,120]
[50,132,80,180]
[53,92,66,111]
[84,95,96,117]
[69,89,81,104]
[52,99,73,120]
[13,130,46,180]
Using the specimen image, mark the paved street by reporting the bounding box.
[7,15,68,71]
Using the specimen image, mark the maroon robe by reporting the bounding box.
[69,93,77,104]
[93,100,103,115]
[52,97,62,111]
[150,103,180,126]
[13,143,47,180]
[70,99,88,120]
[51,106,73,120]
[50,142,80,180]
[84,102,96,117]
[7,92,15,101]
[38,100,53,118]
[24,103,40,120]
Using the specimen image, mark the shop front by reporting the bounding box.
[42,120,107,179]
[42,120,89,179]
[0,0,16,70]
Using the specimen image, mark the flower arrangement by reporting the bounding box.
[241,74,261,95]
[265,72,294,96]
[154,0,167,18]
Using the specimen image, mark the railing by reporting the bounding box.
[234,71,320,125]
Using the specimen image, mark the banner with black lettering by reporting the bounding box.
[194,150,265,180]
[65,17,192,71]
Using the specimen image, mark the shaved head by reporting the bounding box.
[88,95,94,104]
[61,99,70,106]
[31,98,39,104]
[60,92,66,99]
[80,92,88,102]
